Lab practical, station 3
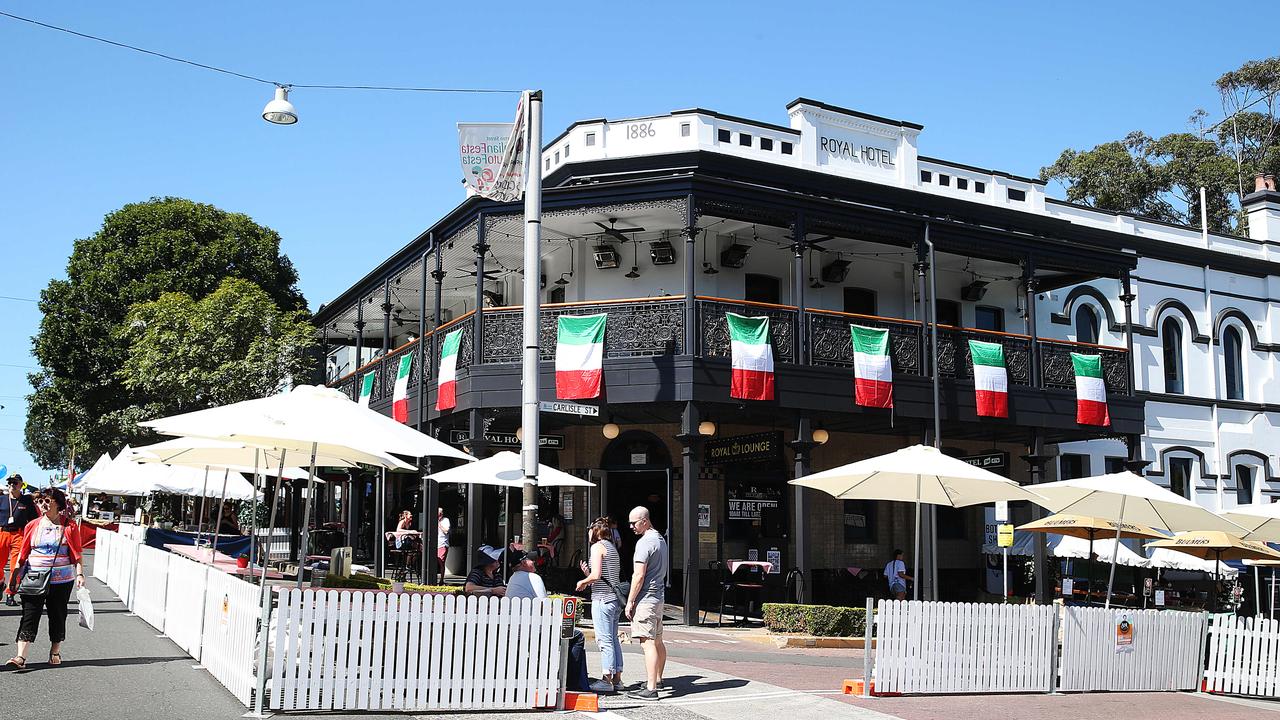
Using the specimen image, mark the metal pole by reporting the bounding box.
[295,442,320,589]
[521,89,544,550]
[259,450,288,589]
[1104,495,1127,609]
[197,465,210,545]
[862,596,874,697]
[376,468,386,579]
[249,449,260,569]
[924,226,940,599]
[209,468,231,563]
[913,474,921,601]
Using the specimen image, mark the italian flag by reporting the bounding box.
[1071,352,1110,426]
[727,313,774,401]
[357,371,375,407]
[436,328,463,411]
[556,313,606,399]
[968,340,1008,418]
[851,325,892,408]
[392,354,413,423]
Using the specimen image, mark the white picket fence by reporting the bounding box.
[1058,607,1206,692]
[269,590,564,712]
[131,544,171,632]
[200,566,263,705]
[163,549,211,660]
[90,525,112,582]
[874,600,1058,694]
[256,527,292,562]
[1205,614,1280,697]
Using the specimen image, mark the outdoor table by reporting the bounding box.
[724,560,772,624]
[165,543,282,579]
[727,560,774,574]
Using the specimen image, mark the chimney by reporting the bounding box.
[1243,175,1280,242]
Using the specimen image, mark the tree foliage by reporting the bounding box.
[26,198,306,469]
[118,277,317,418]
[1041,56,1280,234]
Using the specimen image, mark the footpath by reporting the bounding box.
[2,552,1277,720]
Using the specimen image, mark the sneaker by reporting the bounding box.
[3,595,14,607]
[628,687,660,701]
[589,679,616,694]
[613,680,625,692]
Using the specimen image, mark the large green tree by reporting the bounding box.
[1041,56,1280,234]
[117,277,316,420]
[26,198,306,469]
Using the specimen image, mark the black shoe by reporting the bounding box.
[628,687,660,701]
[4,595,14,607]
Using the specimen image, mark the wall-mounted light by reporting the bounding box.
[593,245,620,270]
[602,423,620,439]
[698,420,717,436]
[515,427,524,441]
[650,240,676,265]
[720,244,749,269]
[812,428,830,445]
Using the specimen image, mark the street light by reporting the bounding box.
[602,423,620,439]
[262,86,298,125]
[812,428,829,445]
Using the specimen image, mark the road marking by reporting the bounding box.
[665,689,844,706]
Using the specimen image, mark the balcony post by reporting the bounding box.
[675,401,703,626]
[418,240,436,583]
[683,194,698,356]
[913,240,929,374]
[473,213,488,366]
[354,302,365,373]
[1023,259,1040,387]
[431,236,446,382]
[1021,429,1053,604]
[320,325,329,384]
[789,417,816,603]
[463,409,493,576]
[382,277,393,356]
[1120,270,1136,396]
[791,213,807,364]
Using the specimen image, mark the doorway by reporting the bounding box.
[598,430,674,580]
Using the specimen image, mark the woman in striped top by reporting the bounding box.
[7,487,83,670]
[576,516,624,693]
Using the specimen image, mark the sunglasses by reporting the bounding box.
[628,520,641,526]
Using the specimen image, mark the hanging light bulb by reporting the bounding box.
[625,239,640,279]
[262,85,298,125]
[698,420,717,436]
[602,423,620,439]
[515,427,524,441]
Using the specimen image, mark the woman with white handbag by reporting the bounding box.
[6,487,83,670]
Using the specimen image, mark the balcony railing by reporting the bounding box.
[328,295,1131,397]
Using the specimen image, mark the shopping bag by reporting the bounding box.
[77,585,95,631]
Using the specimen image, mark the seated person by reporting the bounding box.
[506,549,548,600]
[464,545,506,597]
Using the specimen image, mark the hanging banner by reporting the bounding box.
[1115,611,1134,653]
[457,93,527,202]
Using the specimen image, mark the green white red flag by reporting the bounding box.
[726,313,773,400]
[851,325,892,408]
[436,328,463,411]
[392,354,413,423]
[1071,352,1110,426]
[556,313,606,399]
[357,371,375,407]
[968,339,1008,418]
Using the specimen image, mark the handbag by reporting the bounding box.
[17,525,66,599]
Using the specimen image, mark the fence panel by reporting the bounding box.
[1059,607,1205,692]
[92,528,113,581]
[269,589,562,711]
[1205,614,1280,697]
[131,545,171,632]
[255,528,291,562]
[106,535,139,605]
[199,569,262,706]
[163,555,210,660]
[873,600,1057,694]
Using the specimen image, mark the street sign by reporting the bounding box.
[447,429,565,450]
[994,500,1009,524]
[561,597,577,639]
[997,524,1014,548]
[539,400,599,416]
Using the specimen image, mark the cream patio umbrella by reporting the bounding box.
[1219,503,1280,612]
[1146,531,1280,611]
[141,385,474,588]
[1033,471,1247,608]
[789,444,1052,600]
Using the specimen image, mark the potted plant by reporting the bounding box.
[236,551,251,569]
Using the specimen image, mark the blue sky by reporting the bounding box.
[1,2,1276,480]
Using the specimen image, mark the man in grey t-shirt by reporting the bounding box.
[625,506,668,701]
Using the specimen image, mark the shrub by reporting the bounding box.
[762,603,866,637]
[322,574,458,595]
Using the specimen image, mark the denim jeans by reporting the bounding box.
[591,597,623,675]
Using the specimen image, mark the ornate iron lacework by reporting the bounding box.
[1039,340,1130,394]
[698,299,795,363]
[481,298,685,364]
[807,313,922,375]
[482,198,690,235]
[696,199,791,229]
[933,327,1031,386]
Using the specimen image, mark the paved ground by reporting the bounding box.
[3,552,1278,720]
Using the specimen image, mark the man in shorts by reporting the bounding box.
[624,506,668,701]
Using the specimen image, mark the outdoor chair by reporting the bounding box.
[703,560,766,627]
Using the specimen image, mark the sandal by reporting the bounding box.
[4,656,25,670]
[49,652,61,666]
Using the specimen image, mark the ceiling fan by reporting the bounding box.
[593,218,646,243]
[455,263,502,280]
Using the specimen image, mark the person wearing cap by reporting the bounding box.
[464,545,507,597]
[0,475,38,606]
[505,549,548,600]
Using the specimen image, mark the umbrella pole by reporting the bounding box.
[1271,569,1275,620]
[197,465,211,546]
[1088,530,1096,607]
[250,450,260,569]
[209,468,230,564]
[296,442,320,589]
[1104,496,1127,610]
[1256,567,1262,617]
[258,451,288,596]
[913,475,921,601]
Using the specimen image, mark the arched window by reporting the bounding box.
[1224,325,1244,400]
[1162,317,1184,394]
[1075,305,1100,345]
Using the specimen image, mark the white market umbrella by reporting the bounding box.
[1148,547,1238,575]
[141,385,474,587]
[1032,471,1247,607]
[790,444,1051,599]
[986,532,1151,568]
[1223,503,1280,543]
[427,451,594,488]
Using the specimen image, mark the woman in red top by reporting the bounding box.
[6,487,83,670]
